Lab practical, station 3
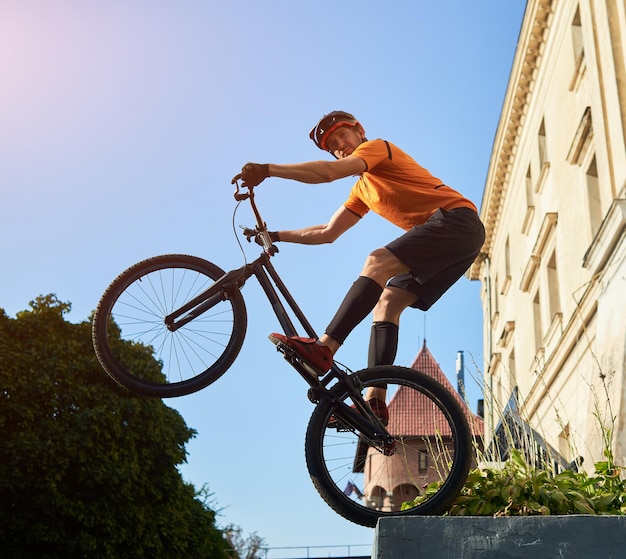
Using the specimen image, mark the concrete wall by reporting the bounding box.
[374,515,626,558]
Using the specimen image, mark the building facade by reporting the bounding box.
[469,0,626,467]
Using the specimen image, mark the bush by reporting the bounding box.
[403,447,626,516]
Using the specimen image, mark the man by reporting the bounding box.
[238,111,484,421]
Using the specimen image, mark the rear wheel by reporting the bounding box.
[305,365,472,527]
[92,254,247,397]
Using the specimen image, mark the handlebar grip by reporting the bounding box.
[258,230,279,256]
[258,230,272,250]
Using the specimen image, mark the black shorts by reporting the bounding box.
[385,207,485,311]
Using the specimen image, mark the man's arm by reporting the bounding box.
[278,205,361,245]
[269,155,366,184]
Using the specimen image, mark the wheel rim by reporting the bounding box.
[98,258,242,391]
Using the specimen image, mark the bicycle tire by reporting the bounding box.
[92,254,247,398]
[305,365,472,527]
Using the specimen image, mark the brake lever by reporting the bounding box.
[240,225,255,243]
[231,175,250,201]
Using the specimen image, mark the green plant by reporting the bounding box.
[402,445,626,516]
[0,296,234,557]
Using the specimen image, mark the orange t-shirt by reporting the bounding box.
[344,139,477,231]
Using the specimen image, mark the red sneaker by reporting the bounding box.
[328,397,389,429]
[269,333,333,374]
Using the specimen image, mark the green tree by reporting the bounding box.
[0,294,232,558]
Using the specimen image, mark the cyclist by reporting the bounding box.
[237,111,485,420]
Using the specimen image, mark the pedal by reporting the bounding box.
[330,419,352,432]
[273,341,320,379]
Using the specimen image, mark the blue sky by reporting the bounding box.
[1,0,526,553]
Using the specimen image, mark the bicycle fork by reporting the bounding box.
[307,366,397,456]
[164,265,251,331]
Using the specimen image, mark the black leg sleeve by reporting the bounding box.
[367,321,399,367]
[325,276,383,345]
[367,321,398,389]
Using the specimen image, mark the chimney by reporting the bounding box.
[455,350,465,400]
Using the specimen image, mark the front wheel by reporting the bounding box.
[305,365,473,527]
[92,254,247,397]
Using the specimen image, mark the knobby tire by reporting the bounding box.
[92,254,247,397]
[305,365,472,527]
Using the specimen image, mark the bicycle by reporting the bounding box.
[92,179,472,527]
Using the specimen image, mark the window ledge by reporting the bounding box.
[582,198,626,273]
[569,53,586,91]
[522,206,535,235]
[543,312,563,355]
[534,162,551,194]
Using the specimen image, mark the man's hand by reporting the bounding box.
[242,227,280,245]
[240,163,270,187]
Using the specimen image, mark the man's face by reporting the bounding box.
[326,125,364,158]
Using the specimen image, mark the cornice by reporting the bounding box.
[469,0,554,280]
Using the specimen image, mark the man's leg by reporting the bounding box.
[366,286,417,400]
[321,248,410,350]
[367,321,399,368]
[322,276,383,350]
[271,248,409,374]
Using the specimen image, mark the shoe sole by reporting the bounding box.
[328,411,389,429]
[269,335,322,378]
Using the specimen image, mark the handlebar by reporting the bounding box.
[231,174,250,201]
[231,176,278,256]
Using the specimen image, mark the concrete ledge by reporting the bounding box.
[373,515,626,558]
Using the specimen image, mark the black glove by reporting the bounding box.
[241,163,270,187]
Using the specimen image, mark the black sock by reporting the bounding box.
[325,276,383,345]
[368,321,398,390]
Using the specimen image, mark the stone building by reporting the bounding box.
[469,0,626,466]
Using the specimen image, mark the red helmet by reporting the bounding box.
[309,111,361,151]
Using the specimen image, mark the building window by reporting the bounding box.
[546,251,561,320]
[508,349,517,391]
[570,7,586,90]
[521,213,558,359]
[492,274,500,327]
[418,450,428,473]
[522,165,535,234]
[572,7,584,67]
[586,155,602,238]
[532,289,543,355]
[535,119,550,194]
[538,119,548,169]
[559,424,572,463]
[495,372,504,409]
[502,237,512,294]
[525,164,533,203]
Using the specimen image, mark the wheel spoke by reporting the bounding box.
[93,255,247,397]
[305,366,471,527]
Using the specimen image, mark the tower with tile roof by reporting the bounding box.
[357,341,483,511]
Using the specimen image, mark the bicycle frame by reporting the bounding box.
[164,181,393,442]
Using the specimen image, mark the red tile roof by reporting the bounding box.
[387,341,484,437]
[352,341,484,472]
